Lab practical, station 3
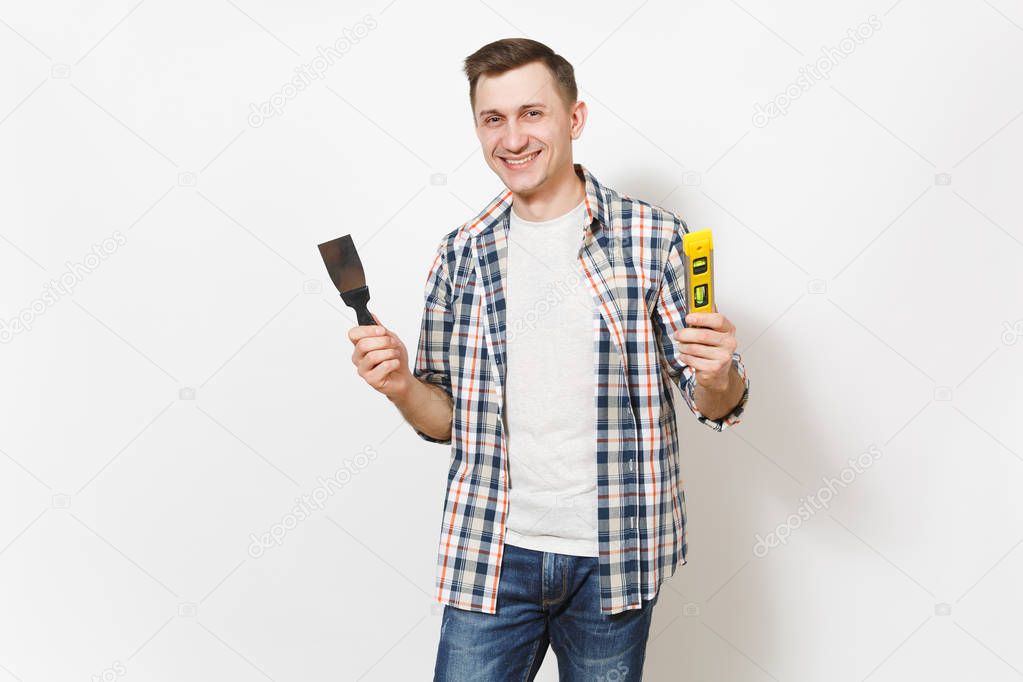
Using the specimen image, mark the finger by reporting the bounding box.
[356,334,393,353]
[349,324,387,343]
[676,343,730,361]
[685,312,725,330]
[366,357,401,387]
[357,344,396,371]
[370,312,392,338]
[352,339,387,365]
[363,346,399,367]
[674,330,736,357]
[674,327,727,346]
[680,354,718,372]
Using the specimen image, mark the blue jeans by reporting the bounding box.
[434,542,660,681]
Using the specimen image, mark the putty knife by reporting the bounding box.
[317,234,375,326]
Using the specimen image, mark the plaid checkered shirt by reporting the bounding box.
[411,163,750,615]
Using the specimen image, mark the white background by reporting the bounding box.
[2,0,1022,680]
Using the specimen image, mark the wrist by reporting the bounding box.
[700,361,738,394]
[387,372,417,407]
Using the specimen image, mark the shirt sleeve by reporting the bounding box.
[411,239,455,444]
[651,217,749,432]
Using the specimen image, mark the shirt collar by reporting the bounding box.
[464,163,611,242]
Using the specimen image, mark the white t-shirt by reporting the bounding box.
[502,197,599,557]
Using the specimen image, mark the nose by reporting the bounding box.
[502,119,529,154]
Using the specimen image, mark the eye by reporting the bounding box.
[486,116,500,124]
[526,110,541,118]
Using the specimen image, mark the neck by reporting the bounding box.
[511,163,585,222]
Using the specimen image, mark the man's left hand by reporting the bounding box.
[672,311,738,392]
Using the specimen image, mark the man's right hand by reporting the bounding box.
[348,313,412,403]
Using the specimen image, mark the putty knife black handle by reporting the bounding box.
[341,285,375,327]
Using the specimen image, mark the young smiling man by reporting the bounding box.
[347,38,750,681]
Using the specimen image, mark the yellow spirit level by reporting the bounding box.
[682,229,714,315]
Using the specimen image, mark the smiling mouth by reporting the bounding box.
[500,149,541,169]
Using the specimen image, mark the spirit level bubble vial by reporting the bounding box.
[682,229,714,315]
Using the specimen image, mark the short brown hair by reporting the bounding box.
[463,38,578,115]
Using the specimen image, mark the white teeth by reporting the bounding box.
[505,151,538,165]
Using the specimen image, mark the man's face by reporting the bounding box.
[473,61,585,196]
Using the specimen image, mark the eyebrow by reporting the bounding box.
[477,102,548,121]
